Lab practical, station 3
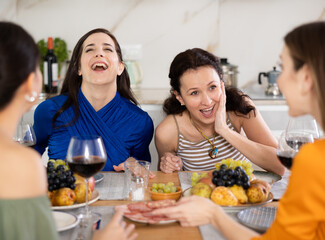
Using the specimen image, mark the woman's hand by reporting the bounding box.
[92,210,138,240]
[113,158,156,179]
[214,81,229,135]
[151,196,219,227]
[160,152,183,173]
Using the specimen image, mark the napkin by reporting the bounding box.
[95,172,129,200]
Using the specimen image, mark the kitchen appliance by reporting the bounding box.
[220,58,238,87]
[258,67,282,96]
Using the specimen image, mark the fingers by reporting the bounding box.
[111,209,124,224]
[113,162,125,172]
[149,171,156,179]
[160,153,182,173]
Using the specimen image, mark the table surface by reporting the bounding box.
[90,171,279,240]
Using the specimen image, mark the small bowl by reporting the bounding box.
[149,187,182,201]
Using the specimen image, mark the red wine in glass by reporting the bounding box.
[276,150,295,169]
[69,156,105,178]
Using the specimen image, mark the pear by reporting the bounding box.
[211,186,238,206]
[74,183,92,203]
[191,183,212,198]
[228,185,248,204]
[52,188,75,206]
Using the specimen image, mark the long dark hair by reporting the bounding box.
[52,28,138,127]
[0,21,40,110]
[163,48,255,117]
[284,21,325,130]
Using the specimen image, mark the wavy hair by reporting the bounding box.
[163,48,255,117]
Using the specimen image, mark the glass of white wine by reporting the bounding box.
[13,120,36,147]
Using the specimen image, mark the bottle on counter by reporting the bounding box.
[43,37,58,94]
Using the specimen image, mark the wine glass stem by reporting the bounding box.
[85,178,89,216]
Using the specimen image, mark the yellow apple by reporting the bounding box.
[52,188,76,206]
[74,183,92,203]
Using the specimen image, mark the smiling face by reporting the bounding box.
[78,32,124,87]
[175,66,222,126]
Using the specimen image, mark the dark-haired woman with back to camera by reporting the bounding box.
[155,48,285,176]
[33,28,154,172]
[0,21,137,240]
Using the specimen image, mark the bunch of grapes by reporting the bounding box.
[212,164,250,189]
[190,172,208,186]
[215,158,253,178]
[47,159,76,192]
[151,182,178,193]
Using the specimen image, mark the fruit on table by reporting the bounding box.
[74,183,92,203]
[51,188,76,206]
[215,158,253,179]
[198,177,215,190]
[88,176,95,192]
[47,159,76,192]
[191,182,212,198]
[190,172,208,186]
[246,179,271,203]
[228,185,248,204]
[151,182,178,193]
[210,186,238,206]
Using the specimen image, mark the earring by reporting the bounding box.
[25,91,37,103]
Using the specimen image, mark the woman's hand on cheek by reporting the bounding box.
[214,82,228,134]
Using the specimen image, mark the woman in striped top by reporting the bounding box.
[155,48,285,176]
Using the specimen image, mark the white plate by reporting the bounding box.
[52,211,79,232]
[51,189,100,210]
[94,173,104,184]
[253,171,281,184]
[183,188,273,213]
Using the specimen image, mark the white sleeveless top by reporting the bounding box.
[174,116,248,171]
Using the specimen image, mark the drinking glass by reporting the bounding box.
[285,116,318,151]
[276,132,298,169]
[13,121,36,147]
[66,136,107,216]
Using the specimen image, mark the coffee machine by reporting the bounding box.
[258,67,282,96]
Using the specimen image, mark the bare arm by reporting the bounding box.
[152,196,259,240]
[215,84,285,176]
[155,115,183,173]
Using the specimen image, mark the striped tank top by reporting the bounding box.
[174,116,247,171]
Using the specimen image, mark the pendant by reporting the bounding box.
[209,147,218,159]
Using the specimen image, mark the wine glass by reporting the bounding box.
[285,116,318,151]
[66,136,107,216]
[14,120,36,147]
[276,132,299,169]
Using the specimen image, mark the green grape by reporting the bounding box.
[152,183,158,189]
[157,183,165,189]
[151,188,158,193]
[157,189,164,193]
[170,186,177,193]
[163,186,171,193]
[166,182,174,187]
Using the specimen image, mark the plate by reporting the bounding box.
[94,173,104,184]
[182,188,273,213]
[253,171,281,184]
[51,189,100,210]
[52,211,79,232]
[116,205,177,225]
[237,206,277,232]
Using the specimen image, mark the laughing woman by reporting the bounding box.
[155,48,285,176]
[33,28,153,171]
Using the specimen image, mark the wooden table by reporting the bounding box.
[91,171,279,240]
[92,171,201,240]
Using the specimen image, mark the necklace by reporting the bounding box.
[189,115,218,159]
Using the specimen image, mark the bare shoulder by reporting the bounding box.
[0,142,47,198]
[156,114,178,138]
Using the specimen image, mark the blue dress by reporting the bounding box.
[33,89,154,171]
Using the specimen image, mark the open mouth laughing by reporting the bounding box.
[91,61,108,71]
[200,105,215,118]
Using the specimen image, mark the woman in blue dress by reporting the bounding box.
[33,28,154,171]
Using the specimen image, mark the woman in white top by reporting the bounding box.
[155,48,285,176]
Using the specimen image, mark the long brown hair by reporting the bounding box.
[284,21,325,129]
[53,28,138,127]
[163,48,255,117]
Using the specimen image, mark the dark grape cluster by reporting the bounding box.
[47,161,76,192]
[212,164,250,189]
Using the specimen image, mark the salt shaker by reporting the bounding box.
[131,176,145,201]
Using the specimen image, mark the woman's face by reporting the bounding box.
[176,66,222,125]
[78,32,124,86]
[277,45,306,117]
